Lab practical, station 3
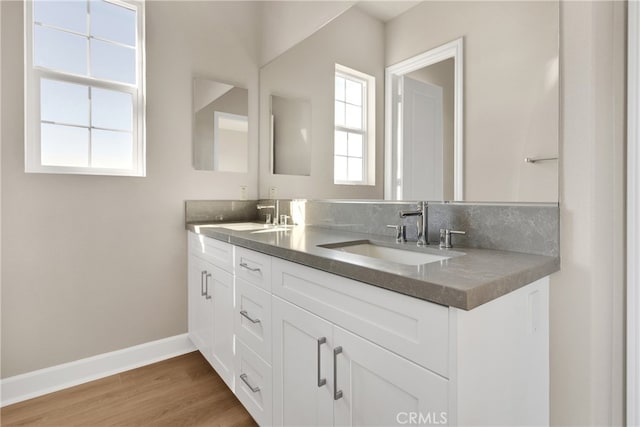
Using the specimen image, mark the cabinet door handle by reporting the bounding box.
[240,373,260,393]
[240,310,261,324]
[239,262,261,273]
[200,270,207,296]
[205,273,212,300]
[333,346,343,400]
[317,337,327,387]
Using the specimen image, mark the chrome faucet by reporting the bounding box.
[399,201,429,246]
[257,200,279,225]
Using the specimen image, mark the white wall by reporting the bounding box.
[259,6,385,199]
[259,1,354,67]
[386,1,559,203]
[551,2,625,425]
[0,1,261,378]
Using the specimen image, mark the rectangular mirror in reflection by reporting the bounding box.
[193,78,248,173]
[270,95,311,176]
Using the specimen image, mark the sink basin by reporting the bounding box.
[251,225,294,234]
[319,241,451,266]
[200,222,271,232]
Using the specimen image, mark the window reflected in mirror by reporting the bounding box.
[334,64,375,185]
[193,78,248,172]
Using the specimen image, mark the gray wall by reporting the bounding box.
[0,1,261,378]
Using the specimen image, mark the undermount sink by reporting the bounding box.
[251,225,294,234]
[201,222,271,232]
[319,240,452,266]
[198,222,294,233]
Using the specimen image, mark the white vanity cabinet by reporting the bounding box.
[187,233,235,390]
[187,231,550,426]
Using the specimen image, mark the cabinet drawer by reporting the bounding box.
[188,232,233,272]
[235,278,272,363]
[272,258,450,377]
[235,339,272,427]
[235,247,272,291]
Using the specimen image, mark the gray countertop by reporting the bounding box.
[187,222,560,310]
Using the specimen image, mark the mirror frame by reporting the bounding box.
[384,37,464,200]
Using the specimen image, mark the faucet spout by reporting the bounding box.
[399,201,429,246]
[257,200,280,225]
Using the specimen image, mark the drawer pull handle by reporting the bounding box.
[205,273,212,300]
[240,310,261,324]
[239,262,261,273]
[200,270,207,296]
[333,346,343,400]
[317,337,327,387]
[240,373,260,393]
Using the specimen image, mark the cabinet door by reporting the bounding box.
[188,255,213,361]
[333,326,449,427]
[206,263,235,390]
[272,296,334,427]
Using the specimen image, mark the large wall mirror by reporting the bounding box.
[258,1,559,202]
[193,78,249,173]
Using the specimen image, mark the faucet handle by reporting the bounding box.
[387,224,407,243]
[280,214,291,226]
[439,229,466,249]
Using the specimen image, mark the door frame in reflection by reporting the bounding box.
[384,37,464,201]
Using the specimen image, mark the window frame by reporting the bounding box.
[334,64,375,186]
[24,0,146,177]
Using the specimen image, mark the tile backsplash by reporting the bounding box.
[300,200,559,257]
[185,200,259,223]
[185,199,559,257]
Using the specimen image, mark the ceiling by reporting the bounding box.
[355,1,421,23]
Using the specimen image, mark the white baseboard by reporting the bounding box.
[0,333,196,407]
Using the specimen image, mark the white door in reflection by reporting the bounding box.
[398,76,443,200]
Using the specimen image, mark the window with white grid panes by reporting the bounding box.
[334,70,368,184]
[25,0,145,176]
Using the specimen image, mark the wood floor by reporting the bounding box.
[0,352,258,426]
